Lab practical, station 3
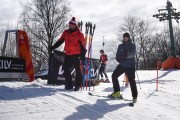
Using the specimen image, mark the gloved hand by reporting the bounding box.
[49,46,54,52]
[101,63,106,67]
[49,40,64,52]
[82,59,86,66]
[81,49,87,61]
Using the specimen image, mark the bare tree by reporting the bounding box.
[109,16,160,69]
[155,33,170,60]
[0,21,17,57]
[19,0,70,72]
[106,40,119,71]
[174,27,180,56]
[108,16,140,69]
[117,16,154,69]
[0,28,4,55]
[135,20,157,69]
[118,16,139,43]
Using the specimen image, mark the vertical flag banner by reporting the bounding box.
[17,30,34,82]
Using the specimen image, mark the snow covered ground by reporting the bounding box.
[0,70,180,120]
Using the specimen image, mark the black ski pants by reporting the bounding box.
[112,65,138,98]
[99,64,108,78]
[64,55,82,88]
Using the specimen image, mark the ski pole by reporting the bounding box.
[135,70,141,89]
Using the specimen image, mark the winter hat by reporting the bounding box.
[69,17,77,26]
[100,49,104,53]
[123,33,130,38]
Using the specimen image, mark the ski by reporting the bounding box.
[85,22,92,90]
[82,22,90,89]
[80,21,96,90]
[108,94,136,107]
[88,92,132,102]
[88,24,96,90]
[88,91,109,98]
[88,92,135,107]
[86,23,96,90]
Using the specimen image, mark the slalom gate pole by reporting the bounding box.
[156,61,160,91]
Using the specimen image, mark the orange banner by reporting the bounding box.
[18,30,34,82]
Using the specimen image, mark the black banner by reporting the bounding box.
[48,50,100,85]
[0,56,25,72]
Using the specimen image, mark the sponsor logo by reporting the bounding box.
[58,65,98,78]
[0,60,12,69]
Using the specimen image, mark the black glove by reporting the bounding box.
[101,63,106,67]
[82,59,86,65]
[50,40,64,51]
[49,46,54,52]
[81,49,87,61]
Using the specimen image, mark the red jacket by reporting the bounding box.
[100,54,108,64]
[58,28,86,55]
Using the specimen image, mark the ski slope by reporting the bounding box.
[0,70,180,120]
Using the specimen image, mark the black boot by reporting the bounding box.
[65,85,73,90]
[74,86,80,91]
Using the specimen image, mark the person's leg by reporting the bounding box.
[99,65,104,81]
[102,65,108,79]
[72,56,82,91]
[101,65,109,83]
[64,55,73,89]
[111,65,125,92]
[125,67,138,99]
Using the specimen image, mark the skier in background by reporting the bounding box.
[50,17,86,91]
[99,49,110,83]
[110,33,138,103]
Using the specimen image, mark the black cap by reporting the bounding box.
[123,33,130,38]
[100,49,104,53]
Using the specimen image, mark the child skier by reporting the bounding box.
[99,49,110,83]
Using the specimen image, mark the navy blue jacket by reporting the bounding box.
[116,40,136,68]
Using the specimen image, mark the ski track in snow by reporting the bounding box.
[0,70,180,120]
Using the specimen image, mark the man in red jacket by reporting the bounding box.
[50,17,86,91]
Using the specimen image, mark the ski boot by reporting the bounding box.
[133,97,137,103]
[105,79,110,83]
[65,85,73,90]
[74,87,80,91]
[99,78,105,82]
[110,91,123,99]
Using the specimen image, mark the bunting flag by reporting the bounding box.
[17,30,34,82]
